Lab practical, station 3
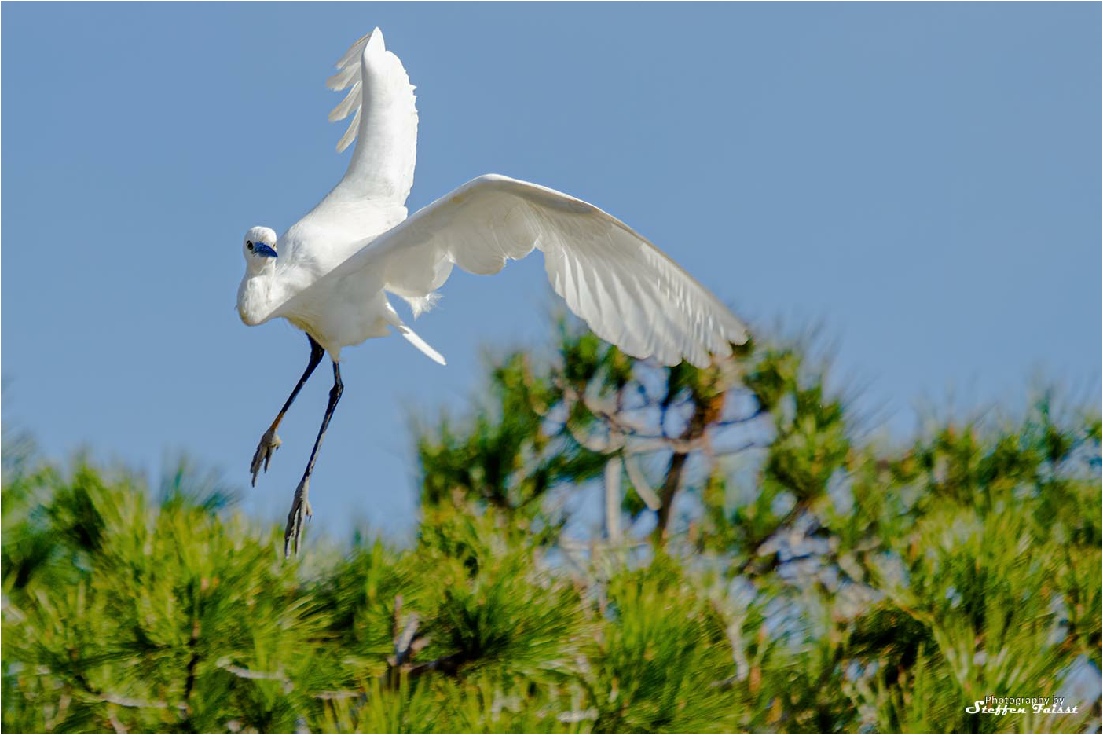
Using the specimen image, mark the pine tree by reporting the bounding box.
[4,324,1099,733]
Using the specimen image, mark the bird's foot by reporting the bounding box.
[250,427,282,486]
[283,478,313,557]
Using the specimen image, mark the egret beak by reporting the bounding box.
[255,243,278,258]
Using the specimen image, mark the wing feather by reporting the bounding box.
[329,80,361,122]
[335,107,361,154]
[333,175,748,367]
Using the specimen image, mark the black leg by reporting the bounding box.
[251,336,325,486]
[284,360,343,556]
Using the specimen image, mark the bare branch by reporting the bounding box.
[107,707,128,734]
[98,693,178,710]
[558,708,599,723]
[313,690,363,701]
[563,419,619,453]
[68,668,184,712]
[623,454,661,510]
[393,614,422,667]
[559,537,650,553]
[215,658,291,685]
[604,457,622,542]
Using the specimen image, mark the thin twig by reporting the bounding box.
[216,658,291,685]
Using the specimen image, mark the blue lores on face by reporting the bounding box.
[248,240,278,258]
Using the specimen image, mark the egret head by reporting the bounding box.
[243,226,279,268]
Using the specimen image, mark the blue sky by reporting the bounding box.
[3,3,1099,542]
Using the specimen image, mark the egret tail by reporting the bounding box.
[396,323,446,365]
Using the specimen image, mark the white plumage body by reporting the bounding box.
[237,28,747,368]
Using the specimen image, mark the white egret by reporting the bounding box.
[237,29,749,555]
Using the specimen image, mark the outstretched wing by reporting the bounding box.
[323,29,418,207]
[336,175,749,368]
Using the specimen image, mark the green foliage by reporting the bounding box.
[584,558,738,733]
[4,327,1100,733]
[415,349,605,543]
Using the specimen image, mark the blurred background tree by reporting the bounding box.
[4,321,1100,733]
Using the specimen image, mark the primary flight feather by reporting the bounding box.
[236,29,748,555]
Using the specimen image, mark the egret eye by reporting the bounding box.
[247,241,254,251]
